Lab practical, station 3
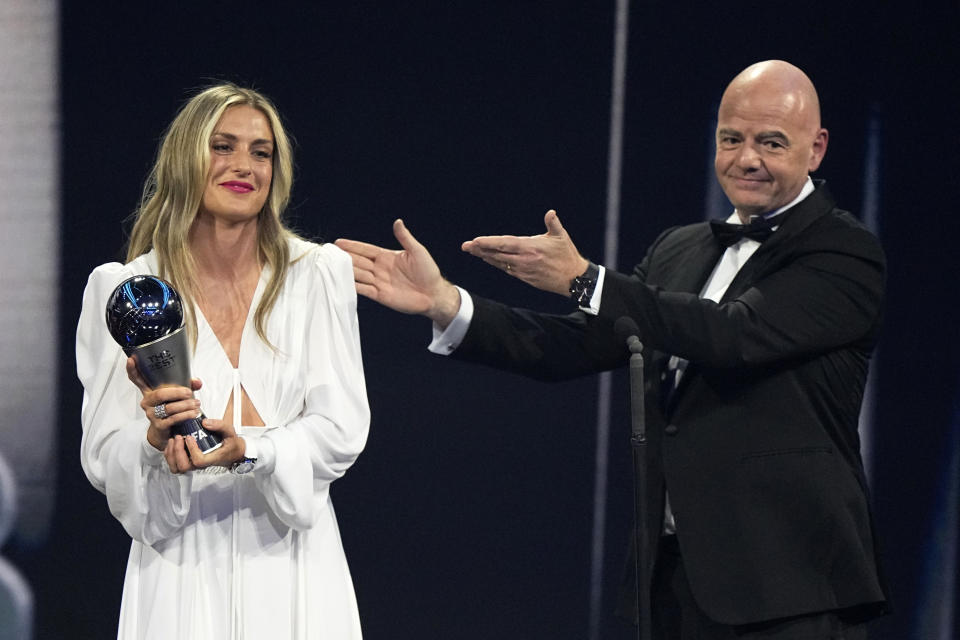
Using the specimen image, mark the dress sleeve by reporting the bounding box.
[76,263,193,545]
[251,244,370,531]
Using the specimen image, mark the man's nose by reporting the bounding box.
[736,145,761,170]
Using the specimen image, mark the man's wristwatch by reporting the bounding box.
[569,261,599,306]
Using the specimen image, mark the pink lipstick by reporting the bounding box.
[220,181,254,193]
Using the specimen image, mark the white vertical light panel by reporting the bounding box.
[703,111,729,222]
[0,0,59,546]
[589,1,629,638]
[858,109,881,483]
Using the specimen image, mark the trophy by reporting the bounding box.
[105,275,223,453]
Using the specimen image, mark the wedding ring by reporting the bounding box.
[154,403,168,420]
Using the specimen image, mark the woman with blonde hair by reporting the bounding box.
[76,84,369,639]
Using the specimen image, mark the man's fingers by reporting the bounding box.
[344,248,380,270]
[472,248,507,261]
[392,219,424,254]
[464,244,523,264]
[464,235,524,255]
[349,255,380,279]
[461,243,493,259]
[544,209,564,236]
[348,249,381,279]
[334,237,382,259]
[355,283,378,299]
[352,265,376,285]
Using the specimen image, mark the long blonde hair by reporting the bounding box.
[127,83,298,347]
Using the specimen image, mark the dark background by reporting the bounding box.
[8,1,960,638]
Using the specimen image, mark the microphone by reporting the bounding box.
[615,316,645,443]
[614,316,643,354]
[615,316,652,640]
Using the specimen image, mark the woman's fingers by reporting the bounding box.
[142,395,200,423]
[160,398,202,422]
[164,436,191,473]
[182,436,207,469]
[125,357,150,392]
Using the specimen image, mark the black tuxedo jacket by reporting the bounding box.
[452,182,889,625]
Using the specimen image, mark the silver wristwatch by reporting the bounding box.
[231,457,257,475]
[231,435,258,474]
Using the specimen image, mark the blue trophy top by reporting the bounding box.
[105,275,185,349]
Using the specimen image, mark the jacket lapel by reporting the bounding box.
[721,180,835,302]
[668,181,836,412]
[660,225,724,295]
[652,225,721,414]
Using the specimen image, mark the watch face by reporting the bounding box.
[571,276,595,305]
[233,459,256,475]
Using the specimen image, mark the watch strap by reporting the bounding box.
[569,261,599,306]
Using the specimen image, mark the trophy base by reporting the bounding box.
[174,414,224,454]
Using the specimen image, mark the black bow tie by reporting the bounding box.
[709,216,780,247]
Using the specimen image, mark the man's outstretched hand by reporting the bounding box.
[461,210,588,296]
[335,219,462,327]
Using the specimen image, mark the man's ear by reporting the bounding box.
[808,128,829,172]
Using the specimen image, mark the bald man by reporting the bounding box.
[336,61,889,639]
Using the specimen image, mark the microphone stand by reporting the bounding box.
[626,333,652,640]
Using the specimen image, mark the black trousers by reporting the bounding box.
[650,535,868,640]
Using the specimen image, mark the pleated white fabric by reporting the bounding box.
[77,239,369,639]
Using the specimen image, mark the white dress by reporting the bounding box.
[76,239,369,640]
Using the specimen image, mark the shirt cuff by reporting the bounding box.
[141,436,166,467]
[239,432,276,474]
[578,265,605,316]
[428,286,473,355]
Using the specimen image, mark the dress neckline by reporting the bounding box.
[194,264,270,372]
